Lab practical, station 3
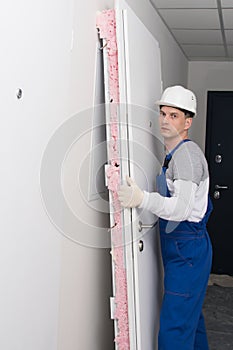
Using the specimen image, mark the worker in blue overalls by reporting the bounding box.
[118,85,213,350]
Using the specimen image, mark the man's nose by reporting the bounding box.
[162,115,169,123]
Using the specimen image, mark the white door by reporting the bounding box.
[115,2,164,349]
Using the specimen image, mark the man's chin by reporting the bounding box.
[160,130,171,138]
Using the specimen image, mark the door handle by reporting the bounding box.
[138,220,157,232]
[215,184,228,190]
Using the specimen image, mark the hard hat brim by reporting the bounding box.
[155,100,196,117]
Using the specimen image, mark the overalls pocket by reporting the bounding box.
[174,239,195,267]
[163,237,197,297]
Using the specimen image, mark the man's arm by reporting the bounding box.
[139,179,197,221]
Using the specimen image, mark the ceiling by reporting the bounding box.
[150,0,233,61]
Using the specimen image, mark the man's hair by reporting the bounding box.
[181,108,195,119]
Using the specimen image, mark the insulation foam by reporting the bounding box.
[96,9,130,350]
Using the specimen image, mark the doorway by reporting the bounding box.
[206,91,233,275]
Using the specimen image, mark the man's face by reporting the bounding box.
[159,106,192,140]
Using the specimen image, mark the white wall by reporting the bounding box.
[0,0,189,349]
[127,0,189,88]
[0,0,70,349]
[188,61,233,150]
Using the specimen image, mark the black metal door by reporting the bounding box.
[206,91,233,275]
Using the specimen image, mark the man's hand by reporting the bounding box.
[118,176,144,208]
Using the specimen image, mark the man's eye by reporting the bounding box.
[160,111,166,117]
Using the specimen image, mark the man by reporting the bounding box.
[118,85,212,350]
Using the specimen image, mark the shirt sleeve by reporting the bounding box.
[167,141,207,185]
[139,179,198,221]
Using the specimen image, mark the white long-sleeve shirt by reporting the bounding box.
[139,141,210,223]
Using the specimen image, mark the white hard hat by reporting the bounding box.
[155,85,197,116]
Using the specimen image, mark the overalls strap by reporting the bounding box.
[162,139,190,171]
[158,139,191,195]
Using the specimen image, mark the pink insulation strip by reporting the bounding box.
[96,9,130,350]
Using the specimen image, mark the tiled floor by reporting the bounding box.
[203,275,233,350]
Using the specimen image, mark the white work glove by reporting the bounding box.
[118,176,144,208]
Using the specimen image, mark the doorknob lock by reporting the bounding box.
[214,191,220,199]
[215,155,222,163]
[138,240,144,252]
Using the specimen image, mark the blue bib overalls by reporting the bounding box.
[157,140,213,350]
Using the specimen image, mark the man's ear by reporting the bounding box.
[185,117,193,130]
